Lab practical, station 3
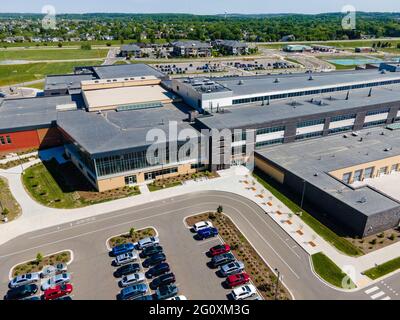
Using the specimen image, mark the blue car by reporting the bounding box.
[119,283,148,300]
[197,227,218,240]
[111,243,135,256]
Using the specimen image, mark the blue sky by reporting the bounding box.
[1,0,400,14]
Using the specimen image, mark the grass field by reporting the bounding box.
[312,252,356,289]
[23,160,140,209]
[253,172,364,257]
[363,257,400,280]
[0,177,21,223]
[0,60,101,87]
[0,48,108,61]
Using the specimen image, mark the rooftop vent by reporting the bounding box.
[384,147,392,152]
[308,75,314,81]
[238,80,244,85]
[357,197,367,204]
[274,78,280,83]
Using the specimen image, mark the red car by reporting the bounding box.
[226,273,250,288]
[43,284,73,300]
[209,244,230,257]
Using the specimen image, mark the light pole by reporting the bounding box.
[300,179,306,208]
[274,268,280,300]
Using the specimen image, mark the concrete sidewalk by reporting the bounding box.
[0,160,399,290]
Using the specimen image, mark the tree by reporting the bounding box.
[2,207,9,216]
[217,205,223,213]
[81,42,92,50]
[129,228,136,238]
[36,252,43,265]
[57,42,63,48]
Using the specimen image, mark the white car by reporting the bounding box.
[40,263,68,278]
[9,273,40,288]
[41,273,71,291]
[114,251,138,266]
[167,295,187,301]
[120,272,145,287]
[231,284,257,300]
[137,237,160,250]
[220,261,245,277]
[193,221,213,233]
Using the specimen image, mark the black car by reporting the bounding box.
[114,263,141,278]
[142,253,166,268]
[5,284,38,300]
[150,273,176,290]
[146,263,170,278]
[139,245,163,259]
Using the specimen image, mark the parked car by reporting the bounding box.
[40,263,67,278]
[120,273,145,287]
[43,284,73,300]
[118,284,148,300]
[9,273,40,288]
[133,294,154,301]
[209,244,230,257]
[167,295,187,301]
[139,245,163,258]
[231,284,257,300]
[41,273,71,291]
[210,252,235,268]
[55,296,73,300]
[142,253,167,268]
[197,227,218,240]
[220,261,245,277]
[156,284,178,300]
[114,251,138,266]
[5,284,38,300]
[111,243,135,256]
[114,263,141,278]
[137,237,160,250]
[150,273,175,289]
[226,273,250,288]
[193,221,213,233]
[146,263,170,278]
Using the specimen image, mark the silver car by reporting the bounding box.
[114,251,138,266]
[120,272,145,287]
[40,263,68,278]
[9,273,40,288]
[220,261,245,277]
[137,237,160,250]
[41,273,71,291]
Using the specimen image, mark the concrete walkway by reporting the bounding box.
[0,160,399,290]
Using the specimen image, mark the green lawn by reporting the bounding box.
[22,161,140,209]
[363,257,400,280]
[253,172,364,256]
[0,48,108,61]
[312,252,356,289]
[0,60,101,86]
[0,177,21,222]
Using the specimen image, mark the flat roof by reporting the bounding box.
[197,83,400,130]
[57,102,196,156]
[92,63,166,80]
[0,95,81,133]
[175,69,400,99]
[256,127,400,216]
[83,84,174,109]
[44,73,95,92]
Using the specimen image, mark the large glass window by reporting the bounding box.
[353,169,363,182]
[255,139,284,149]
[342,172,352,184]
[144,167,178,181]
[297,119,325,128]
[295,131,323,140]
[364,167,374,179]
[256,126,285,135]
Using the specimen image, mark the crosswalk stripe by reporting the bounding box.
[371,291,385,300]
[365,286,380,294]
[380,296,391,300]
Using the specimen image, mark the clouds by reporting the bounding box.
[1,0,400,14]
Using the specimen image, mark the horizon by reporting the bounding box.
[0,0,399,15]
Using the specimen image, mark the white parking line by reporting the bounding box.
[371,291,385,300]
[365,286,380,294]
